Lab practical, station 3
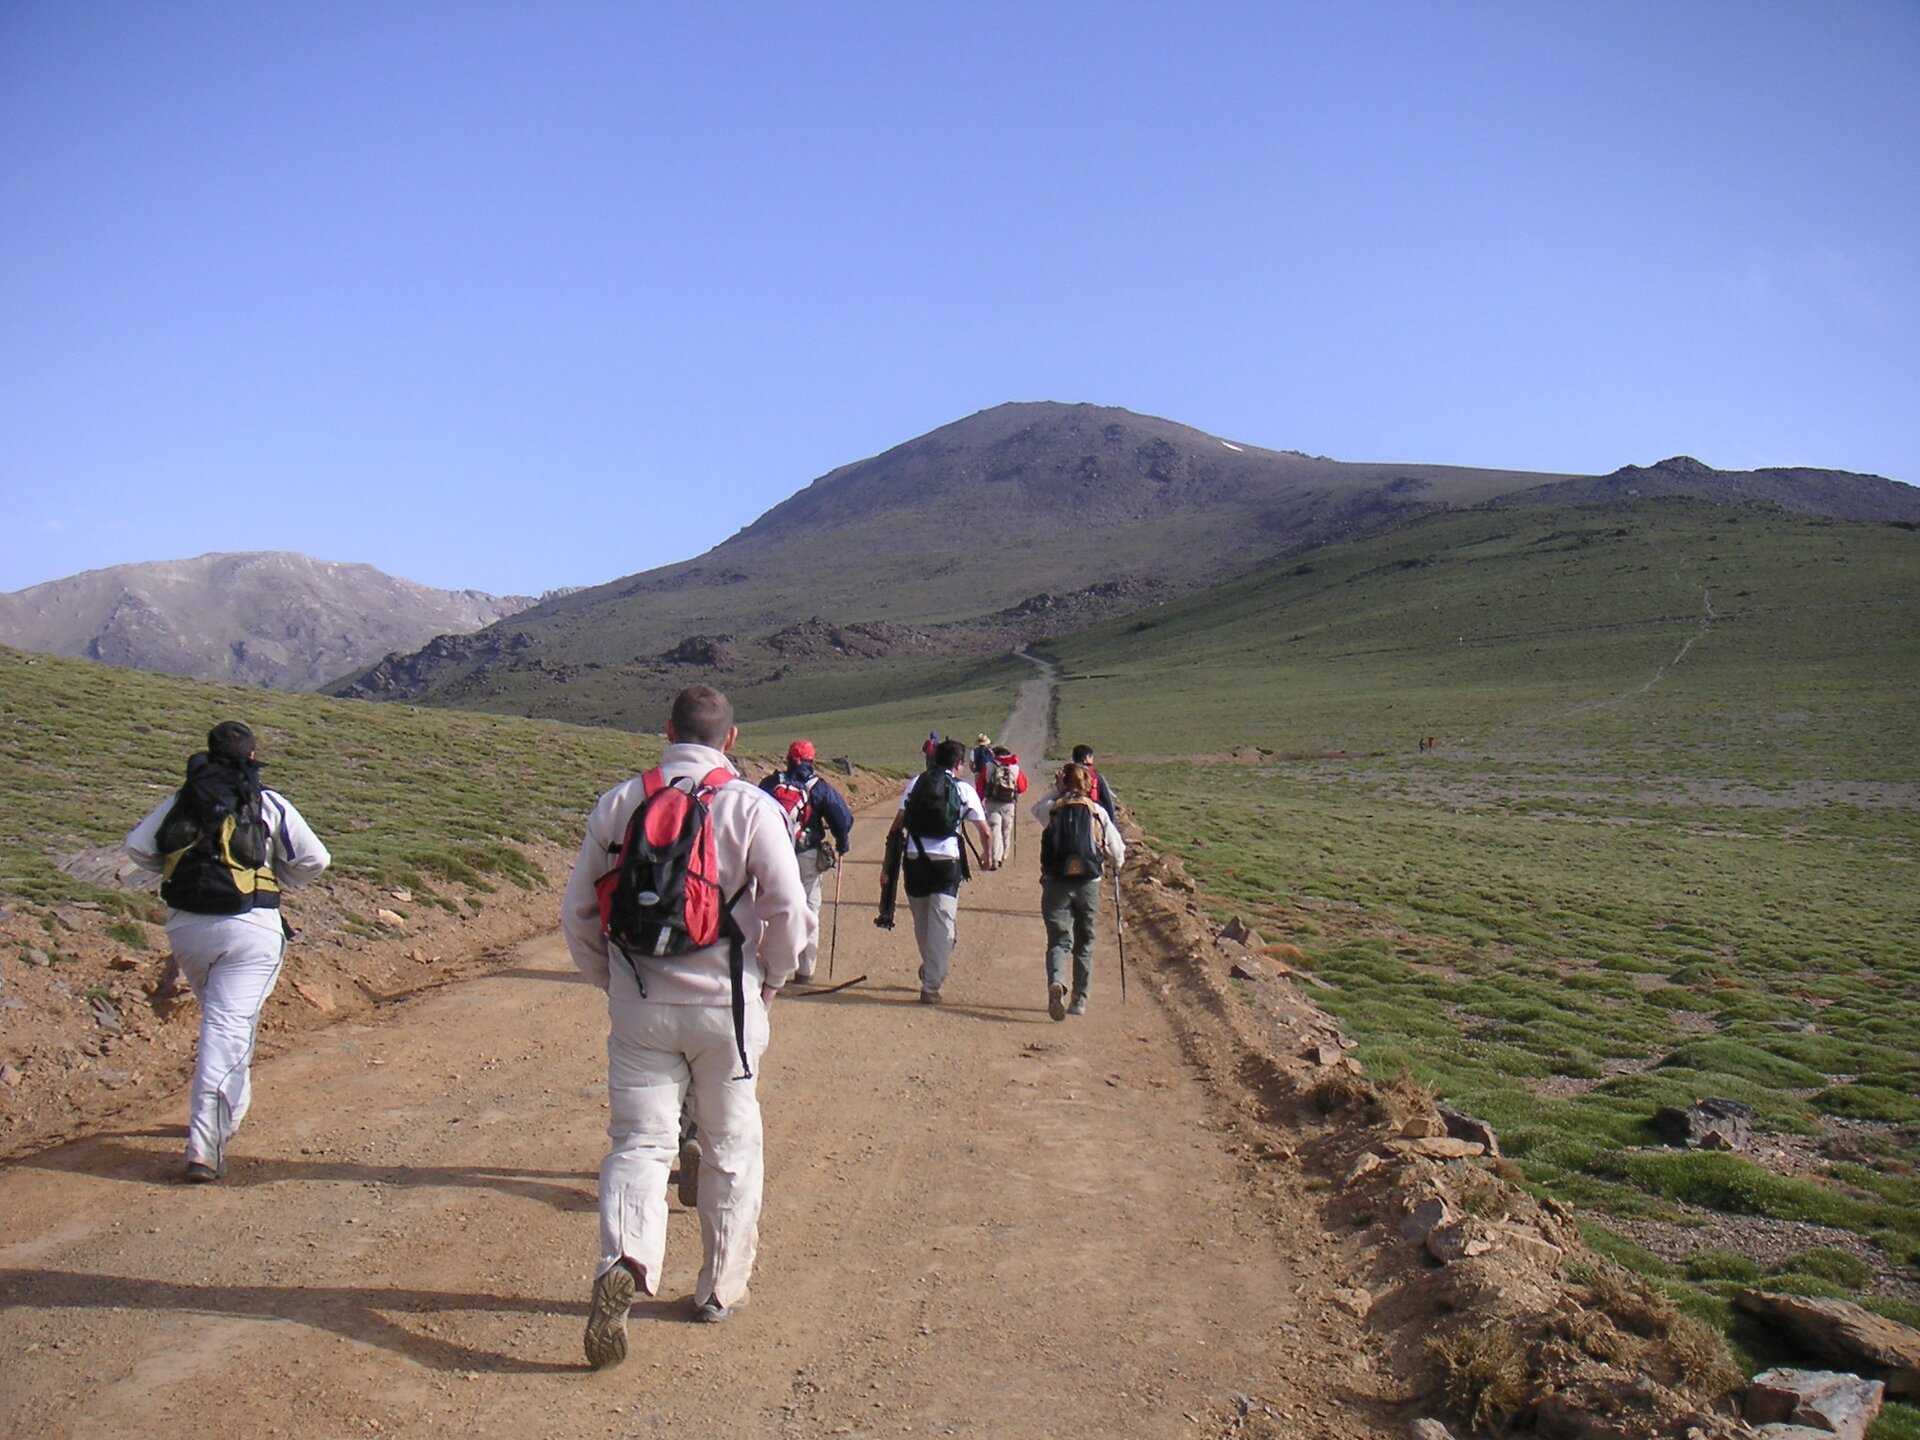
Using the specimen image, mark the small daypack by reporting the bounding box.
[1041,797,1104,881]
[595,766,754,1077]
[902,767,963,844]
[766,772,817,848]
[986,759,1020,803]
[157,754,279,915]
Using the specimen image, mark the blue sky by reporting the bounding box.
[4,2,1916,597]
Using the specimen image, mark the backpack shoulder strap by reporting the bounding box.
[720,880,755,1080]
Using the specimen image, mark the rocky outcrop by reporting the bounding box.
[1653,1097,1757,1152]
[1735,1293,1920,1399]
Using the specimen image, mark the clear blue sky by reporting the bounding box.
[4,2,1916,597]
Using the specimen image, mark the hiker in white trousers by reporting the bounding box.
[124,721,329,1181]
[561,685,812,1367]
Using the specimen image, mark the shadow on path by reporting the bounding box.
[1,1267,589,1375]
[18,1135,594,1209]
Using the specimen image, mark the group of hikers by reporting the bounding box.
[123,686,1127,1370]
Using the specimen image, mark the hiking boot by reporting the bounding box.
[183,1158,225,1183]
[1047,981,1068,1022]
[692,1290,746,1324]
[918,989,942,1005]
[584,1263,637,1370]
[1067,994,1088,1017]
[675,1136,701,1209]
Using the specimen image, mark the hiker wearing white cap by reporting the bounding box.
[758,739,854,983]
[124,720,330,1182]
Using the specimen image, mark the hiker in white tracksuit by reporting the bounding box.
[562,685,812,1366]
[124,721,330,1181]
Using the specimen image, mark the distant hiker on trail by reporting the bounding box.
[758,739,854,984]
[561,684,812,1365]
[970,733,995,775]
[975,743,1029,866]
[1030,762,1126,1019]
[1070,744,1120,823]
[124,721,330,1183]
[886,737,994,1005]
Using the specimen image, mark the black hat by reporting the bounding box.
[207,721,258,763]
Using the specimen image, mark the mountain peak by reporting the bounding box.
[1651,455,1715,476]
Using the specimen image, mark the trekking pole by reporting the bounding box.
[829,853,843,979]
[1112,868,1128,1004]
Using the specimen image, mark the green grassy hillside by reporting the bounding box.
[1044,502,1920,1341]
[0,646,666,910]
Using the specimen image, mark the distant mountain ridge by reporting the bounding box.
[1495,454,1920,522]
[0,552,538,690]
[327,402,1590,720]
[325,400,1919,728]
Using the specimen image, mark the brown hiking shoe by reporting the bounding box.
[584,1263,637,1370]
[1047,982,1068,1022]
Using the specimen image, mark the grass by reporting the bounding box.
[733,652,1029,773]
[0,645,669,907]
[1043,501,1919,1316]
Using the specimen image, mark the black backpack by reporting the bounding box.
[157,753,279,915]
[902,768,963,846]
[1041,798,1104,881]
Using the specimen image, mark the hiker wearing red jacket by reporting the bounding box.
[975,744,1029,866]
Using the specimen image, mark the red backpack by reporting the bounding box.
[766,772,817,847]
[595,766,754,1077]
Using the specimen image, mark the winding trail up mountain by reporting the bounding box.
[0,692,1398,1439]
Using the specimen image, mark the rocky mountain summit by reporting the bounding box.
[327,401,1916,729]
[0,552,537,690]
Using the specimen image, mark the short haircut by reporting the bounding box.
[934,738,967,770]
[1059,762,1092,796]
[1070,744,1094,764]
[669,685,734,747]
[208,721,257,761]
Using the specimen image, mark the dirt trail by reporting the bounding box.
[0,688,1399,1439]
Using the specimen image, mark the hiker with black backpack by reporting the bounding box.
[885,737,994,1005]
[123,721,330,1182]
[1030,761,1126,1020]
[975,743,1029,866]
[757,739,854,984]
[560,685,812,1365]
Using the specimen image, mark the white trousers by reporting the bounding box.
[600,998,771,1309]
[985,800,1017,866]
[796,848,827,978]
[167,914,285,1168]
[907,891,959,994]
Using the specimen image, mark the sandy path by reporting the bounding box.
[0,686,1398,1439]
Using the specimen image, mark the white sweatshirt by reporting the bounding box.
[561,742,814,1004]
[125,787,331,937]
